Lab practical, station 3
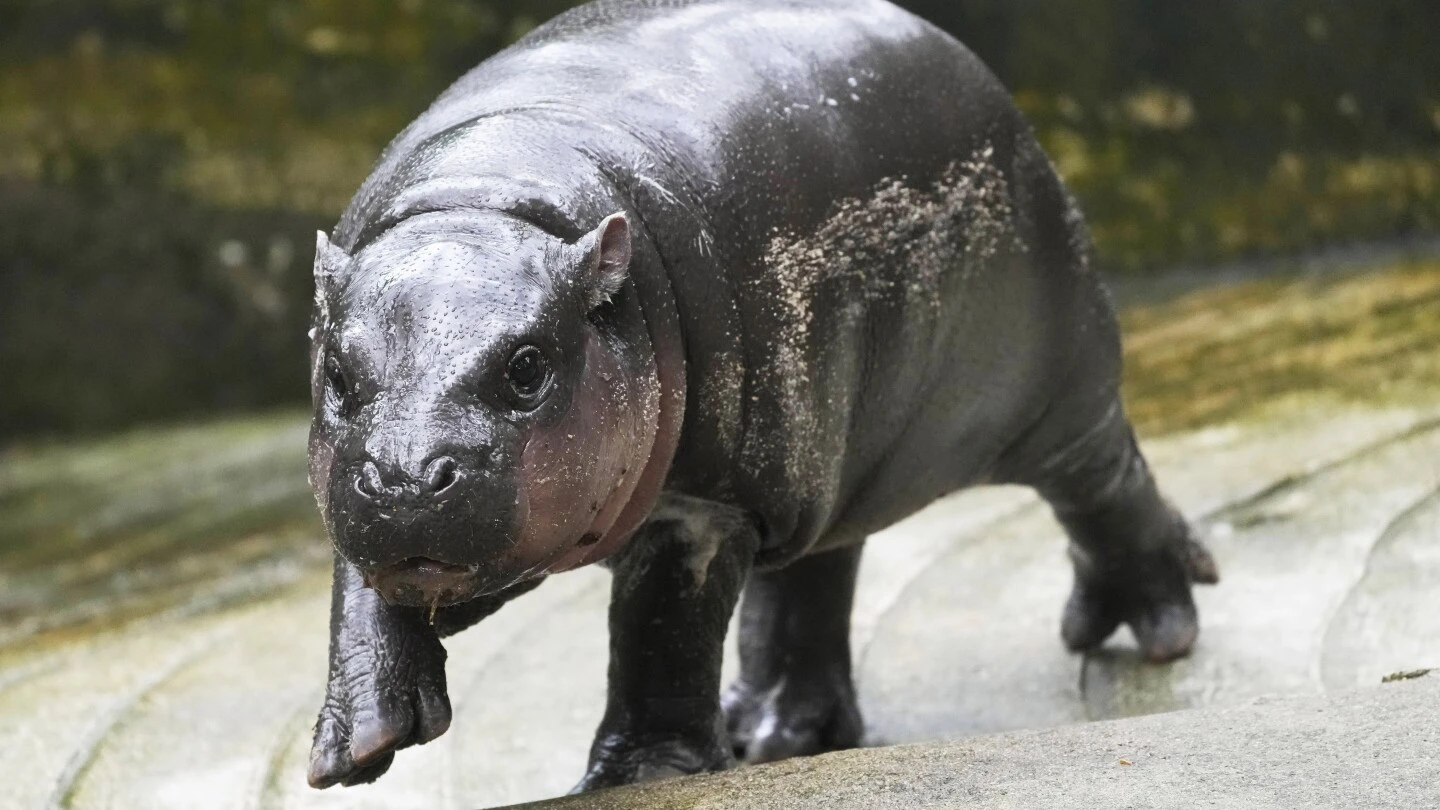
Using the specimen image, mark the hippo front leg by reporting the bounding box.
[573,500,760,792]
[309,556,537,788]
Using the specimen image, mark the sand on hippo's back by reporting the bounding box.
[749,144,1024,493]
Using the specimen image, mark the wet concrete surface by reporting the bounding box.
[515,671,1440,807]
[512,672,1440,810]
[1,259,1438,808]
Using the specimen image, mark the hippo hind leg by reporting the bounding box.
[723,542,865,763]
[1009,399,1219,663]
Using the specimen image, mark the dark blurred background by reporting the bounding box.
[3,0,1438,439]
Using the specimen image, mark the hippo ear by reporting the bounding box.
[314,231,348,289]
[576,212,631,311]
[312,231,348,332]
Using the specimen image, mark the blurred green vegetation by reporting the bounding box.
[1,0,1438,438]
[919,0,1440,266]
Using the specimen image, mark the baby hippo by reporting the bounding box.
[305,0,1218,793]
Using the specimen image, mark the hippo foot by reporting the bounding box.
[571,728,734,792]
[722,668,863,763]
[307,621,452,788]
[1061,534,1220,663]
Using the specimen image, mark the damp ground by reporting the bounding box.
[2,254,1438,809]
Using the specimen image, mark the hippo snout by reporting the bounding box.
[325,434,521,579]
[354,455,462,505]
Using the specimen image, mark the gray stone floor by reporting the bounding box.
[2,262,1438,809]
[513,672,1440,810]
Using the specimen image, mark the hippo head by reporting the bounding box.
[307,210,664,608]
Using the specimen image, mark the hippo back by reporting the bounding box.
[332,0,1105,565]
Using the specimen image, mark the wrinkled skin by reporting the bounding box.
[305,0,1218,795]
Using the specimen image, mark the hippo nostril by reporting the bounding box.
[355,461,386,501]
[423,456,459,496]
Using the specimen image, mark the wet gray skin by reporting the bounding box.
[304,0,1217,794]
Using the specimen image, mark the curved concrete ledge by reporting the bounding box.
[510,672,1438,810]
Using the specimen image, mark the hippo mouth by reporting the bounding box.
[363,557,483,608]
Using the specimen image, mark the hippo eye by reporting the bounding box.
[506,345,551,403]
[325,355,357,417]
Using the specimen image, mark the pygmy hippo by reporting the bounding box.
[305,0,1219,793]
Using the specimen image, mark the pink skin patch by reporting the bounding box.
[515,331,660,574]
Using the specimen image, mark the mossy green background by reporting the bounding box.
[2,0,1437,438]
